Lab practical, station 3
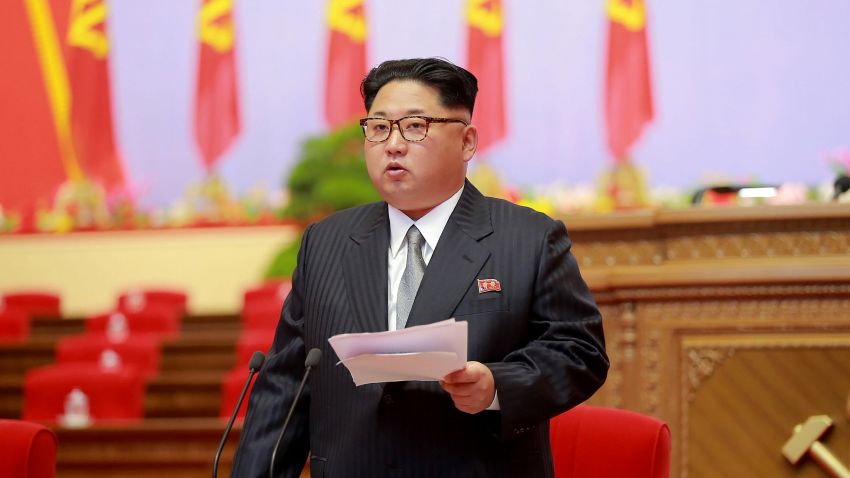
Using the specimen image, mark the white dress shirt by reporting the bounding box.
[386,187,463,332]
[386,186,500,410]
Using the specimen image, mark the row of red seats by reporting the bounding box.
[0,289,188,343]
[15,282,290,424]
[21,332,277,424]
[1,281,288,341]
[19,289,189,424]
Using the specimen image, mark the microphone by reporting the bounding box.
[269,348,322,478]
[212,351,265,478]
[833,174,850,201]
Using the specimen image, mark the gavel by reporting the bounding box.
[782,415,850,478]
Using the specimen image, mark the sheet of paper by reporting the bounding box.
[341,351,462,386]
[328,319,467,386]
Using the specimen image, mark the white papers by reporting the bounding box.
[328,319,467,386]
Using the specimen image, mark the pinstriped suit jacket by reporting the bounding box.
[231,180,608,478]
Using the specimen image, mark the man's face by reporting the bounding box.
[364,80,477,219]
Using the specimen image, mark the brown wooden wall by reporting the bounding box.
[566,203,850,477]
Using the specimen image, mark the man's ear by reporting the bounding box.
[462,124,478,162]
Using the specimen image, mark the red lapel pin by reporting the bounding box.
[477,279,502,294]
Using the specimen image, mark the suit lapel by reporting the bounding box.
[343,203,390,333]
[406,181,494,328]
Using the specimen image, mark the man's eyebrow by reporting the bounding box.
[369,108,427,118]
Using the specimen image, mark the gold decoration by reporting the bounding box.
[599,303,623,408]
[620,302,637,362]
[595,161,650,212]
[37,178,109,232]
[640,329,661,415]
[467,164,508,200]
[783,415,850,478]
[684,348,734,403]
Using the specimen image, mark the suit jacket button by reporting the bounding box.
[383,394,394,405]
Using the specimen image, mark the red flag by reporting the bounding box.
[325,0,367,128]
[605,0,654,162]
[466,0,507,154]
[64,0,127,191]
[0,0,68,219]
[195,0,241,171]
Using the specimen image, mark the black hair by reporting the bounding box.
[361,58,478,115]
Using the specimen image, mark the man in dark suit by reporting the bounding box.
[231,58,608,478]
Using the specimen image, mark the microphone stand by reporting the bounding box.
[269,348,321,478]
[213,351,265,478]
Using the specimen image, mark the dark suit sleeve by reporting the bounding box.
[230,225,314,478]
[486,219,608,438]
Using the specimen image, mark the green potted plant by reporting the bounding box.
[265,123,379,279]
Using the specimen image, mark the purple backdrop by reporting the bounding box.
[107,0,850,208]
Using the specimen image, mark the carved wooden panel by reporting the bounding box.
[684,339,850,478]
[565,203,850,267]
[573,239,664,267]
[665,230,850,261]
[626,295,850,477]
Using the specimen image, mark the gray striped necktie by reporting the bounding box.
[396,225,425,329]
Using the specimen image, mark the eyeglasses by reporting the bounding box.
[358,116,468,143]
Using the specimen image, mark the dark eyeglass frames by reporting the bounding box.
[359,116,468,142]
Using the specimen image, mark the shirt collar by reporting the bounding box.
[388,186,464,257]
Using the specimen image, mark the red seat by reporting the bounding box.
[241,305,282,333]
[85,309,180,339]
[242,281,290,317]
[23,363,145,423]
[0,309,30,343]
[117,289,188,315]
[550,405,671,478]
[220,366,257,420]
[235,330,274,369]
[0,419,57,478]
[221,330,273,419]
[0,292,61,318]
[56,333,161,378]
